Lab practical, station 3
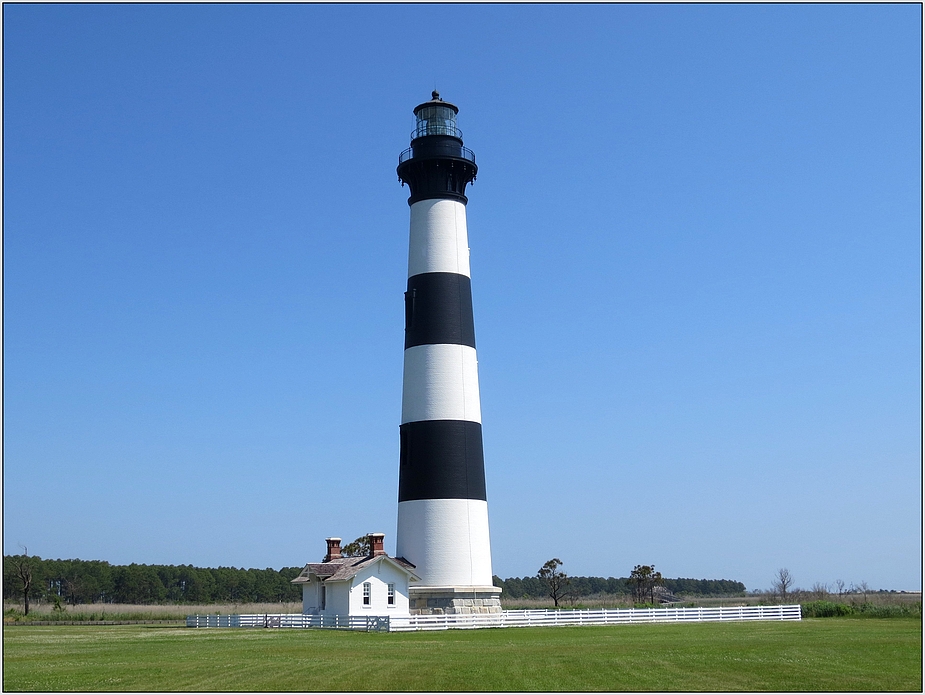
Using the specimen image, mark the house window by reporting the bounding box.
[387,583,395,605]
[363,582,371,606]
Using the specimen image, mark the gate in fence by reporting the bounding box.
[185,613,391,632]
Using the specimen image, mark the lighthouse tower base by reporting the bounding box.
[409,586,502,615]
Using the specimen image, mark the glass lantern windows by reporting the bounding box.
[414,105,460,138]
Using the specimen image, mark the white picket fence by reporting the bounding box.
[188,604,800,632]
[389,604,801,631]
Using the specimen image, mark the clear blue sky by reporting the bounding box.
[3,4,921,592]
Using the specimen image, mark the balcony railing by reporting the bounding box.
[399,145,476,166]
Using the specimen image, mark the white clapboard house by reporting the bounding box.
[291,534,419,617]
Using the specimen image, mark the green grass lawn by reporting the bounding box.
[3,618,921,691]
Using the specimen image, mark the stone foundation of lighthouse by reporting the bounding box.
[395,94,501,615]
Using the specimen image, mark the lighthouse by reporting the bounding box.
[395,93,501,615]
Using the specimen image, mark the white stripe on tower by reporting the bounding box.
[401,343,481,425]
[395,93,494,589]
[408,199,470,277]
[397,499,493,587]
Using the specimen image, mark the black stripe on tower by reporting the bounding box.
[397,135,478,205]
[404,272,476,349]
[398,420,486,502]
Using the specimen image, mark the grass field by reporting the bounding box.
[3,618,921,691]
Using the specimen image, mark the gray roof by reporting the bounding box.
[291,555,419,584]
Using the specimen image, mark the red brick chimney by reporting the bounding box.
[369,532,386,556]
[324,537,342,562]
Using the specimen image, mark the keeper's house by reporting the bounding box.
[291,534,419,617]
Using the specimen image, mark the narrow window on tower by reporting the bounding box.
[400,426,412,476]
[404,289,416,331]
[387,583,395,605]
[363,582,371,606]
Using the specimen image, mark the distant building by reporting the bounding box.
[291,534,419,617]
[653,585,681,604]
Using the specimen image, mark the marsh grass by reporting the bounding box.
[502,591,923,611]
[500,594,636,610]
[802,599,922,619]
[3,601,302,623]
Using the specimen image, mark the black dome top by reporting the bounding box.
[413,90,459,116]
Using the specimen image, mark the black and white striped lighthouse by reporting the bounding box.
[395,93,500,614]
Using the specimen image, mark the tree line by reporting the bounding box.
[5,552,747,610]
[3,554,304,607]
[494,573,746,599]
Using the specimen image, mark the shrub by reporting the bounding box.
[856,602,922,619]
[801,600,855,618]
[4,607,25,622]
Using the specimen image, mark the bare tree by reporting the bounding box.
[10,546,35,616]
[857,580,871,604]
[537,558,571,608]
[771,568,793,604]
[811,582,829,601]
[833,579,845,599]
[847,582,858,602]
